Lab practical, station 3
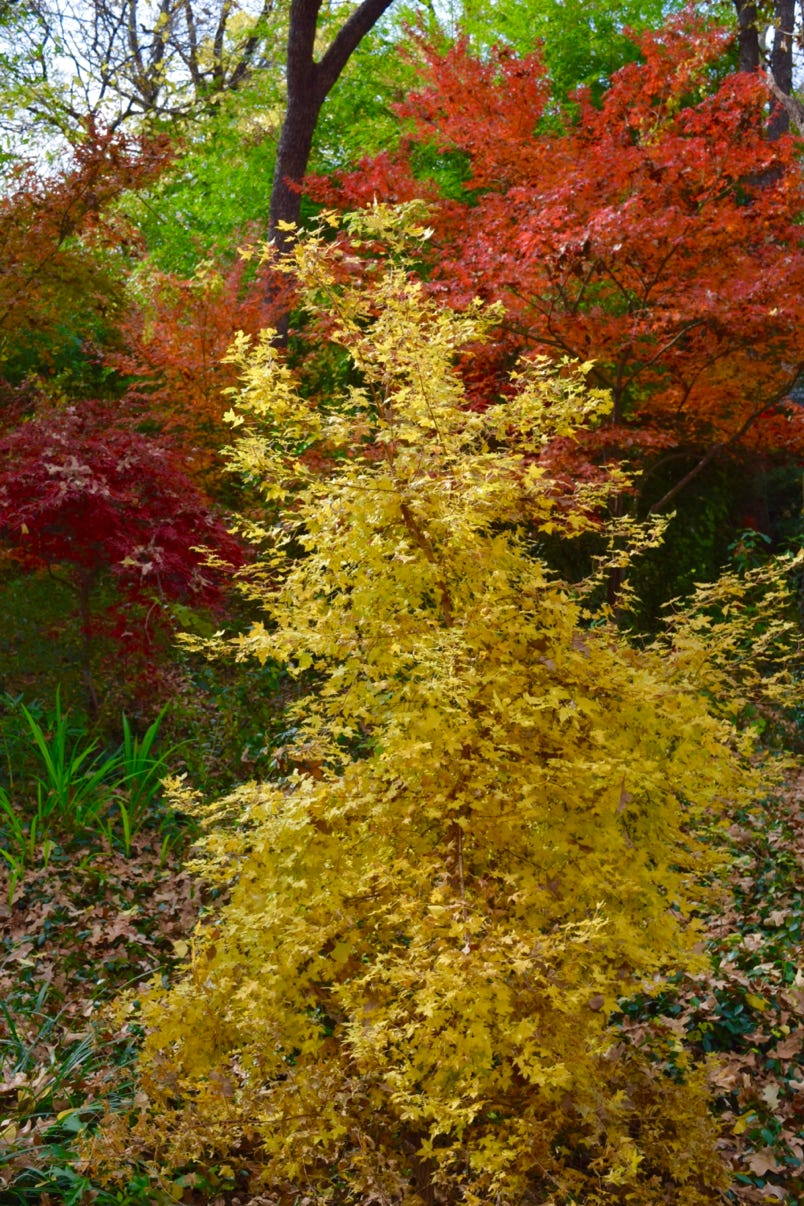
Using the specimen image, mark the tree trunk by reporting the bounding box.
[268,0,397,257]
[733,0,761,72]
[732,0,796,137]
[767,0,796,138]
[76,569,100,720]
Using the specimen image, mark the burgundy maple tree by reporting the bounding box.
[0,402,242,713]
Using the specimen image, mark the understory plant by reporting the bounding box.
[87,212,798,1204]
[0,693,181,887]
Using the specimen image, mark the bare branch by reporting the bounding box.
[648,367,803,515]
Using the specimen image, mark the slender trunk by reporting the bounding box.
[733,0,796,137]
[268,101,319,257]
[266,92,318,339]
[76,570,99,720]
[267,0,324,257]
[733,0,760,73]
[606,492,625,614]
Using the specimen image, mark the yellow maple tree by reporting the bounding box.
[91,211,796,1204]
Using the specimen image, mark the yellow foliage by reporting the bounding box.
[90,209,786,1203]
[658,551,803,723]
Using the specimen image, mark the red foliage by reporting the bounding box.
[108,250,289,488]
[0,126,173,395]
[311,17,804,486]
[0,401,242,607]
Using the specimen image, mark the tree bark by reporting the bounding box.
[767,0,796,138]
[76,569,100,720]
[268,0,397,255]
[733,0,761,72]
[732,0,796,137]
[766,70,804,132]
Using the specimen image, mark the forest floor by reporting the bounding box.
[0,772,801,1205]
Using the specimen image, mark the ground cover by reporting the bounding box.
[0,829,200,1204]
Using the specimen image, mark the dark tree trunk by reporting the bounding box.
[733,0,761,72]
[76,569,100,720]
[732,1,797,137]
[268,0,397,256]
[767,0,796,138]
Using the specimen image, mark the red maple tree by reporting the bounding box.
[109,249,292,491]
[310,16,804,509]
[0,402,242,712]
[0,125,173,423]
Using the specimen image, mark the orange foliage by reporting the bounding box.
[0,125,172,419]
[110,252,293,489]
[310,17,804,491]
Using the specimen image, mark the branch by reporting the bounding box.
[765,71,804,134]
[647,368,803,515]
[227,0,276,90]
[210,0,233,88]
[316,0,396,102]
[182,0,203,91]
[399,500,454,627]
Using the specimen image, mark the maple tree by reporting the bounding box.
[443,0,684,101]
[0,126,172,422]
[85,214,802,1203]
[110,252,287,489]
[0,402,242,715]
[311,17,804,517]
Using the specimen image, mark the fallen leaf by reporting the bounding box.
[772,1030,803,1059]
[745,1147,781,1176]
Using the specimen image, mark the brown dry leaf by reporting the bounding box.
[744,1148,782,1177]
[771,1029,803,1059]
